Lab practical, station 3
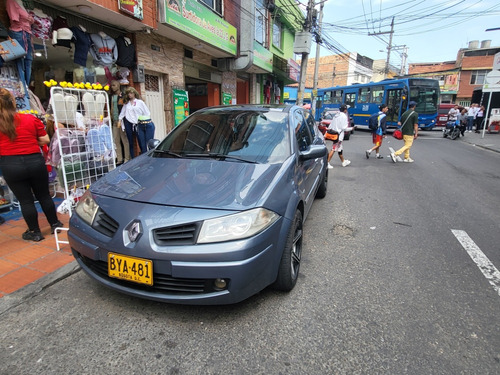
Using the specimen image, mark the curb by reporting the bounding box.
[0,261,81,315]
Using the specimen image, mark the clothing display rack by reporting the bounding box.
[48,86,116,211]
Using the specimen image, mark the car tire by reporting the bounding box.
[273,209,303,292]
[315,168,328,199]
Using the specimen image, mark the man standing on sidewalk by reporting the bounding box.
[391,101,419,163]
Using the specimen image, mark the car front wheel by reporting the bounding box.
[274,209,303,291]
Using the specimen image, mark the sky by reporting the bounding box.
[312,0,500,69]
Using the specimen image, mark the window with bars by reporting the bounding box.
[145,74,159,92]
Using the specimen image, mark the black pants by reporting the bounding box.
[0,153,59,231]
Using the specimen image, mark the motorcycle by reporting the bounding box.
[443,120,461,140]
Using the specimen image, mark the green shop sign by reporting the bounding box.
[173,89,190,126]
[253,41,273,72]
[222,92,232,105]
[163,0,237,55]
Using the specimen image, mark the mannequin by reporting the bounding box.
[73,66,84,83]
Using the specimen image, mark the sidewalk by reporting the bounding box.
[0,130,498,307]
[458,129,500,153]
[0,212,75,300]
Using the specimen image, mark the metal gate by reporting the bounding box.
[144,72,167,140]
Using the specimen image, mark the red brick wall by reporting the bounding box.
[304,54,350,88]
[461,55,494,70]
[409,62,456,75]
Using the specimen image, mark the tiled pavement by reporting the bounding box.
[0,212,73,298]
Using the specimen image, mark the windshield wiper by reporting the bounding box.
[184,153,259,164]
[152,149,182,158]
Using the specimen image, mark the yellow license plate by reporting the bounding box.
[108,253,153,286]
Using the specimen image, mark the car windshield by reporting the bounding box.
[155,108,291,164]
[323,111,338,120]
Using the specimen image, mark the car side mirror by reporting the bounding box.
[147,139,160,150]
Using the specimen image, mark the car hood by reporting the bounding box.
[91,155,283,210]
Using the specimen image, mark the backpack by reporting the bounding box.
[368,113,379,131]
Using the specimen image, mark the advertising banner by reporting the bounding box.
[163,0,237,55]
[118,0,143,20]
[253,41,273,72]
[173,89,190,126]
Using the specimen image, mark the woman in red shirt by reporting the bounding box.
[0,88,62,241]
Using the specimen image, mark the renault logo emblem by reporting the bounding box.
[127,221,142,243]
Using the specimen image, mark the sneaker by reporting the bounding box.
[22,230,44,242]
[376,154,383,159]
[403,158,414,163]
[390,152,397,163]
[341,160,351,167]
[327,163,333,169]
[50,221,64,234]
[365,150,370,159]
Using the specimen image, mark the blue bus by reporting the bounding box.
[314,78,440,130]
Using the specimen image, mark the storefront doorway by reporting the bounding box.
[186,77,220,114]
[144,71,167,140]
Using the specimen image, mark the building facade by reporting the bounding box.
[0,0,304,141]
[409,40,500,107]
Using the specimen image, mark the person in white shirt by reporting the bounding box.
[118,87,152,158]
[326,104,351,168]
[448,104,460,122]
[466,103,478,132]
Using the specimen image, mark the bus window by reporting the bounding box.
[386,89,402,123]
[345,93,356,107]
[371,86,384,103]
[358,87,370,103]
[324,91,332,104]
[410,87,439,114]
[332,90,343,104]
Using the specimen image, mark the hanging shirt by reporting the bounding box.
[29,11,52,40]
[71,26,93,67]
[115,35,137,69]
[6,0,32,33]
[90,33,118,67]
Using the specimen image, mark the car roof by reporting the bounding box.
[193,104,298,114]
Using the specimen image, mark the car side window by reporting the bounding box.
[304,111,316,136]
[294,110,312,151]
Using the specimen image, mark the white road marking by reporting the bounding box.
[451,229,500,297]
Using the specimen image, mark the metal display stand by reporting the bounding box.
[48,86,116,213]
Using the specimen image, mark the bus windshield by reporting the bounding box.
[409,79,439,115]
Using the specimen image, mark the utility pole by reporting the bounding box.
[311,1,325,117]
[385,17,394,77]
[296,0,316,106]
[369,16,395,78]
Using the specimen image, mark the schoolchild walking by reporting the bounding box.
[326,104,351,168]
[366,104,389,159]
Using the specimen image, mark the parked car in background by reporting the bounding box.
[68,105,329,305]
[436,104,464,127]
[317,109,354,140]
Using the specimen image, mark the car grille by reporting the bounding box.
[153,222,201,246]
[77,253,219,294]
[92,209,119,237]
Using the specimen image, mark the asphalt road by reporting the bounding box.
[1,130,499,375]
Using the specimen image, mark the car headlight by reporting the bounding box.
[75,190,99,226]
[198,208,279,244]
